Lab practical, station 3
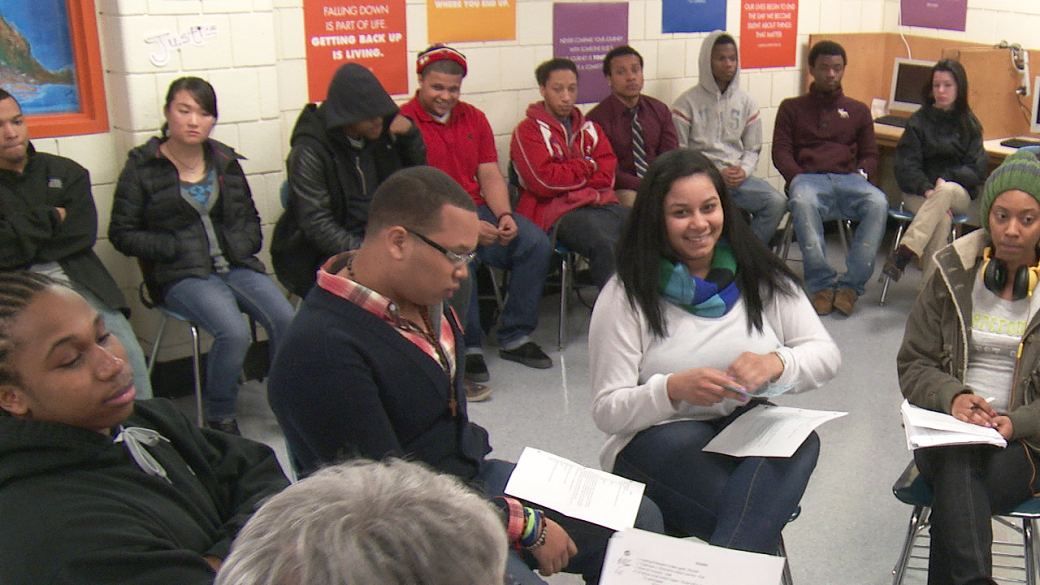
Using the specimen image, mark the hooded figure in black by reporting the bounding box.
[271,63,427,297]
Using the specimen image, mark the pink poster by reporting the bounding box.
[900,0,966,32]
[552,3,628,105]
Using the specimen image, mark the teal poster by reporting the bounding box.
[663,0,725,34]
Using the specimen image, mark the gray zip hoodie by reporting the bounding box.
[671,30,763,176]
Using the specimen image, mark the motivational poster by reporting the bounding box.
[553,3,627,105]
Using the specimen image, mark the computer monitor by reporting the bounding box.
[888,58,937,115]
[1031,76,1040,134]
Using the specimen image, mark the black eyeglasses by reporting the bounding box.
[405,228,476,266]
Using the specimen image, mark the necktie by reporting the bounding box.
[114,426,172,483]
[630,107,647,179]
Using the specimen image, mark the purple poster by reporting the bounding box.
[553,3,628,105]
[900,0,966,32]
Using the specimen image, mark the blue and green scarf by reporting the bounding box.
[658,241,740,317]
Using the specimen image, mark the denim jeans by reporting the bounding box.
[915,443,1040,585]
[474,459,664,585]
[74,286,152,400]
[466,206,552,348]
[731,175,787,244]
[164,268,295,420]
[612,402,819,555]
[788,173,888,295]
[552,204,630,288]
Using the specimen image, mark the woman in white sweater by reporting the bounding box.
[589,149,840,554]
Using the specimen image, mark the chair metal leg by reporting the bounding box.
[892,505,928,585]
[1025,517,1037,585]
[780,218,796,262]
[879,221,908,306]
[188,322,203,427]
[778,533,794,585]
[558,253,569,351]
[147,313,169,377]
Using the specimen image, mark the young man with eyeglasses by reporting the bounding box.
[266,166,664,585]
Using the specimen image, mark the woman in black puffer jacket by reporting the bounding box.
[110,77,294,435]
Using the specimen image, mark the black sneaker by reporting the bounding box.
[206,418,241,436]
[499,341,552,369]
[465,354,490,382]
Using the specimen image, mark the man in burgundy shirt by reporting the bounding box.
[400,46,553,392]
[587,46,678,207]
[772,40,887,317]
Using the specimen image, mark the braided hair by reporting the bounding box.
[0,271,62,400]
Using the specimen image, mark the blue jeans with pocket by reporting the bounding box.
[788,172,888,295]
[612,402,819,555]
[163,268,295,420]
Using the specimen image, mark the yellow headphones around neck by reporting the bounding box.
[981,247,1040,301]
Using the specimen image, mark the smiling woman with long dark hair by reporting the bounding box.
[589,149,840,555]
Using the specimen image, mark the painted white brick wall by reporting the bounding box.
[37,0,1040,359]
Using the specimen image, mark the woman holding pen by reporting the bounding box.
[898,150,1040,584]
[588,149,840,555]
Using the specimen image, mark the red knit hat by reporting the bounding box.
[416,45,468,77]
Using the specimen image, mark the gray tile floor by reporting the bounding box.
[195,235,944,585]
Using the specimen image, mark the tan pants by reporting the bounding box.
[901,181,970,283]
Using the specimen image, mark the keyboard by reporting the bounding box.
[999,137,1040,149]
[874,115,910,128]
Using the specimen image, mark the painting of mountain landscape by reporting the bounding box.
[0,0,77,115]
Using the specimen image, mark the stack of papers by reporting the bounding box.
[702,404,847,458]
[901,399,1007,450]
[600,529,785,585]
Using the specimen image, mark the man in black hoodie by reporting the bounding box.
[271,63,427,298]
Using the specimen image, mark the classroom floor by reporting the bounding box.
[182,234,968,585]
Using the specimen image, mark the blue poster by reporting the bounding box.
[663,0,726,34]
[0,0,79,115]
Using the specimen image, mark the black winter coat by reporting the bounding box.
[109,137,265,297]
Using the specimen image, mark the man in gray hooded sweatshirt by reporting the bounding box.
[272,63,427,297]
[671,31,786,243]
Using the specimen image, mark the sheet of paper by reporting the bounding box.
[901,399,1006,449]
[702,404,847,458]
[504,447,645,531]
[600,529,785,585]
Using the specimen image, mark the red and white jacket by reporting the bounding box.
[509,102,618,232]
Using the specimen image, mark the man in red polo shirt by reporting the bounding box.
[400,46,554,392]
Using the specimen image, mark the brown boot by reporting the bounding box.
[833,287,859,316]
[464,379,493,402]
[811,289,835,315]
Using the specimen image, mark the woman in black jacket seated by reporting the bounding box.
[109,77,295,434]
[884,58,987,283]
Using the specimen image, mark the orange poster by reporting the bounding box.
[427,0,515,43]
[740,1,798,69]
[303,0,409,100]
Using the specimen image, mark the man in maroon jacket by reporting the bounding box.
[587,45,678,207]
[772,40,888,317]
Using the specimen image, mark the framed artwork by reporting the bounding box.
[0,0,109,138]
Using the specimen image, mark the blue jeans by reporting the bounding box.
[474,459,664,585]
[466,206,552,348]
[731,175,787,244]
[788,173,888,295]
[553,204,630,288]
[74,286,152,400]
[915,443,1040,585]
[164,268,295,420]
[612,402,819,555]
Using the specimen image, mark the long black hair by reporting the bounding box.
[615,149,799,338]
[922,59,981,137]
